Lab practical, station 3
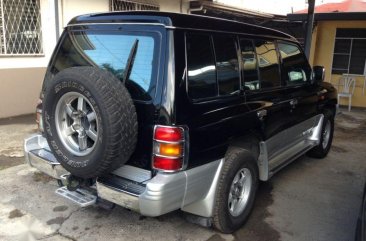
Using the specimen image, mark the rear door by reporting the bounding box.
[240,38,294,139]
[175,32,249,167]
[239,38,299,173]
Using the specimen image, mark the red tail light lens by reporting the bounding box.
[152,125,187,172]
[153,156,182,171]
[154,126,183,142]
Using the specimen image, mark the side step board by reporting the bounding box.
[55,187,97,207]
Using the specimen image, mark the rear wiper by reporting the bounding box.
[122,39,139,84]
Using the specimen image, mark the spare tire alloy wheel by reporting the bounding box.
[55,92,98,156]
[43,67,137,178]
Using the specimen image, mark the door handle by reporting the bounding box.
[289,99,298,108]
[257,109,267,120]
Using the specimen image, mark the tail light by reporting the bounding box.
[36,98,44,133]
[152,125,188,172]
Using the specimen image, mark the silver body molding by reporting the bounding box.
[24,114,324,217]
[258,114,324,181]
[23,134,224,217]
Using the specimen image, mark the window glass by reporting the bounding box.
[239,39,259,90]
[0,0,43,55]
[278,42,311,85]
[186,34,217,99]
[111,0,159,11]
[336,28,366,38]
[332,29,366,75]
[213,35,240,95]
[52,31,158,101]
[254,40,281,88]
[334,39,351,54]
[349,39,366,74]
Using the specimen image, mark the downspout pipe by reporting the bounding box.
[55,0,60,40]
[304,0,315,59]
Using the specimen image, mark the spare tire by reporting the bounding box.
[43,67,137,178]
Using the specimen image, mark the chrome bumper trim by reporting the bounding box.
[97,181,140,211]
[28,150,69,179]
[24,134,68,179]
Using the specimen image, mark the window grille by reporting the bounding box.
[111,0,159,11]
[332,28,366,75]
[0,0,43,56]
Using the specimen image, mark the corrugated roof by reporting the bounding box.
[296,0,366,13]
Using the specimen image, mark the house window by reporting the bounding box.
[332,29,366,75]
[0,0,43,55]
[111,0,159,11]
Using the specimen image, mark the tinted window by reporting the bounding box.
[240,39,259,90]
[278,42,311,85]
[332,29,366,75]
[255,40,281,88]
[349,39,366,74]
[213,35,240,95]
[53,31,158,101]
[186,34,217,99]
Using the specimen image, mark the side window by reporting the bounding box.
[239,39,260,90]
[254,40,281,88]
[212,35,240,95]
[278,42,311,85]
[186,34,217,99]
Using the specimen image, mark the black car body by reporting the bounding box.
[24,12,337,233]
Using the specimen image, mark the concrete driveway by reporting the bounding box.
[0,109,365,241]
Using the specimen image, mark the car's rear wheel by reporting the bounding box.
[213,147,258,233]
[307,110,334,158]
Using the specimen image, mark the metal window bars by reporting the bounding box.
[0,0,43,56]
[111,0,159,11]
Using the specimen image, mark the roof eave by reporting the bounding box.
[288,12,366,21]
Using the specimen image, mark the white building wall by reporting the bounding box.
[159,0,189,13]
[60,0,110,29]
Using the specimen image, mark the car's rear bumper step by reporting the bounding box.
[98,174,146,196]
[56,186,97,207]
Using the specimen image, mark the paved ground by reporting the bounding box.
[0,109,365,241]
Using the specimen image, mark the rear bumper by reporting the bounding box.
[24,134,222,217]
[24,134,69,179]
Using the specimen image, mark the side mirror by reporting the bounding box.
[312,66,325,84]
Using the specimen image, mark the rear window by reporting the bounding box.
[186,33,240,100]
[51,30,160,101]
[186,34,217,99]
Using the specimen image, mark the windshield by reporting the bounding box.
[51,30,160,101]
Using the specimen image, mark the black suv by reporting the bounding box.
[24,11,337,233]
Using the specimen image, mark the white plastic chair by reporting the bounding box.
[337,75,356,111]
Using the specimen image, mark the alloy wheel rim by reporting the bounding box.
[228,168,252,217]
[55,92,99,156]
[322,120,331,149]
